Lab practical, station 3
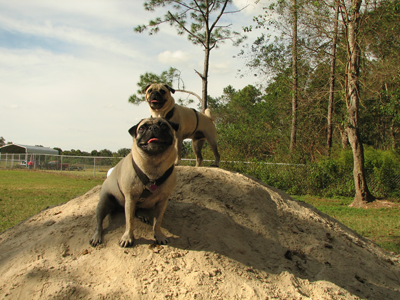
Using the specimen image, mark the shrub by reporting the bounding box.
[220,148,399,199]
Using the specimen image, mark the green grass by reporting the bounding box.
[0,170,104,233]
[293,195,400,254]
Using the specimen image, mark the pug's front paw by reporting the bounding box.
[119,232,134,247]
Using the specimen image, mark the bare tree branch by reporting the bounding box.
[176,89,202,103]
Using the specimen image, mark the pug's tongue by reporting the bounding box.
[147,138,159,144]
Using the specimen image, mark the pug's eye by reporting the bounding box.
[147,89,152,93]
[138,126,145,133]
[160,90,166,95]
[160,122,168,130]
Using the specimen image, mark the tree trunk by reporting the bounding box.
[339,126,349,149]
[391,117,399,150]
[327,1,339,155]
[199,0,211,113]
[347,126,375,206]
[385,82,398,150]
[202,47,210,113]
[345,0,375,207]
[290,0,298,152]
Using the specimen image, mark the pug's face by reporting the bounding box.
[129,118,179,156]
[144,83,175,110]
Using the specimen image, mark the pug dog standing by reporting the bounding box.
[144,83,220,167]
[90,117,179,247]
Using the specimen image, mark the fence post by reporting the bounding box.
[93,157,96,177]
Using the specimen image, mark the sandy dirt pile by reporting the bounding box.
[1,166,400,299]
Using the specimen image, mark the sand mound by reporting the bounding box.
[1,166,399,299]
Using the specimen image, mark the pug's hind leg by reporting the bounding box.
[192,138,205,167]
[207,137,220,167]
[175,137,183,165]
[135,207,153,224]
[90,193,117,247]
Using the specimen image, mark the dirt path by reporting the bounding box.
[1,166,399,299]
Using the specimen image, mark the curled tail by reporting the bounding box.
[204,108,216,122]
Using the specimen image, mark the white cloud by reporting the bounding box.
[0,47,74,73]
[0,15,139,59]
[2,104,22,109]
[211,61,232,74]
[233,0,265,16]
[158,50,192,65]
[0,0,152,29]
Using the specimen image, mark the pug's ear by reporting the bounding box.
[142,84,152,94]
[168,120,179,132]
[128,119,144,137]
[164,85,175,94]
[128,125,137,137]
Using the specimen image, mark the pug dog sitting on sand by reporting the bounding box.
[144,83,220,167]
[90,117,179,247]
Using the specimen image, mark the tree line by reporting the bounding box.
[236,0,399,207]
[59,148,130,158]
[131,0,399,207]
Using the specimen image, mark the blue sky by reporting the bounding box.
[0,0,264,152]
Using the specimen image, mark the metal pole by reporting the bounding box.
[93,157,96,177]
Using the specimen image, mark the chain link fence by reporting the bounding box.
[217,160,400,199]
[0,153,123,178]
[1,154,399,199]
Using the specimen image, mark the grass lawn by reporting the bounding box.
[0,170,104,233]
[293,195,400,254]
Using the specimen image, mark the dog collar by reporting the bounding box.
[191,108,199,133]
[131,158,174,199]
[166,107,199,134]
[165,107,175,120]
